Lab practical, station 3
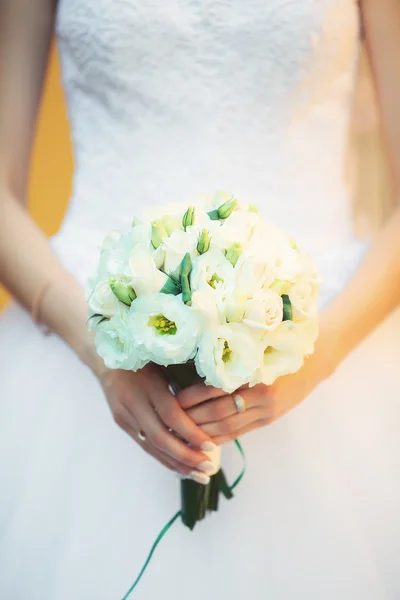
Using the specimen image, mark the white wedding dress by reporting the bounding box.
[1,1,400,598]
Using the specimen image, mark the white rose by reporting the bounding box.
[129,247,168,296]
[245,219,283,257]
[297,252,322,284]
[131,221,151,246]
[106,222,166,272]
[100,230,122,254]
[272,247,303,283]
[191,287,225,329]
[195,323,261,393]
[256,343,305,386]
[88,281,119,317]
[210,210,258,251]
[243,289,283,332]
[222,289,247,323]
[105,232,137,278]
[234,256,274,298]
[250,318,319,386]
[190,249,235,296]
[95,309,147,371]
[245,221,302,282]
[161,229,198,276]
[289,280,319,319]
[263,318,319,355]
[130,293,200,366]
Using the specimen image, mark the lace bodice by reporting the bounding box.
[53,0,361,293]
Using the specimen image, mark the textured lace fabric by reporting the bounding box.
[53,0,361,292]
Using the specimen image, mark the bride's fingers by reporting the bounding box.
[151,386,216,451]
[116,412,211,482]
[136,402,214,470]
[121,422,189,473]
[212,418,270,447]
[186,393,259,425]
[200,407,265,439]
[177,382,226,410]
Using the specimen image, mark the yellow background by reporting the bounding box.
[0,45,73,309]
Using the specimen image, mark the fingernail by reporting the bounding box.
[201,441,218,452]
[189,471,210,485]
[197,460,215,474]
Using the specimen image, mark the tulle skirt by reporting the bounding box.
[1,297,400,600]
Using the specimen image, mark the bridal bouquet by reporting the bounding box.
[86,191,320,530]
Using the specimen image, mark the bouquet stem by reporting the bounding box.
[165,362,233,530]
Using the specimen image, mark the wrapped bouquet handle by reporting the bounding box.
[120,437,246,599]
[166,362,235,528]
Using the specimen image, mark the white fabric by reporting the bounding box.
[1,1,400,598]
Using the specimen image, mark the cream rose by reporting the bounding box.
[243,289,283,332]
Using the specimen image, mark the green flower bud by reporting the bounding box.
[207,191,237,220]
[151,220,168,249]
[182,206,195,230]
[109,278,137,306]
[161,215,180,235]
[281,294,293,322]
[197,229,211,254]
[179,253,192,304]
[225,243,242,267]
[217,196,238,219]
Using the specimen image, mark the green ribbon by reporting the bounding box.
[120,439,246,599]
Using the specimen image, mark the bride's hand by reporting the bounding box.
[178,343,336,446]
[96,362,217,482]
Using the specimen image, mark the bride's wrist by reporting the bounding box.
[315,311,346,378]
[36,275,107,378]
[77,328,109,380]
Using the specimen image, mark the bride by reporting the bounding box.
[1,1,400,598]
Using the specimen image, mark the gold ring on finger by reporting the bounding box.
[137,429,147,442]
[233,394,246,414]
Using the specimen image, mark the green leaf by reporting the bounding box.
[216,468,234,499]
[282,294,293,321]
[160,276,181,296]
[87,313,103,322]
[207,209,220,221]
[97,316,109,325]
[87,313,110,326]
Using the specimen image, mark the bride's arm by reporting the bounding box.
[0,0,91,362]
[325,0,400,366]
[0,0,215,479]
